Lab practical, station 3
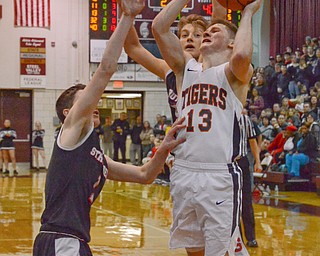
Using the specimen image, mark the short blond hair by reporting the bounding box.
[208,18,238,39]
[177,14,208,38]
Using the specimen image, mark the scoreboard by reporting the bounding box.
[89,0,241,42]
[89,0,241,81]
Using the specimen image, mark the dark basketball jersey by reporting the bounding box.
[40,125,108,242]
[31,129,45,148]
[0,127,17,148]
[165,70,178,122]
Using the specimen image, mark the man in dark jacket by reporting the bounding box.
[111,112,130,163]
[129,116,142,165]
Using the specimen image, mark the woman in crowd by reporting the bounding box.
[140,121,154,158]
[249,87,265,117]
[259,116,274,141]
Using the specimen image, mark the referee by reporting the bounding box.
[237,110,262,247]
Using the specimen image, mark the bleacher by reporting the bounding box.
[254,161,320,194]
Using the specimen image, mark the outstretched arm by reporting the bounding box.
[107,117,186,183]
[124,26,170,80]
[152,0,191,78]
[229,0,263,84]
[62,0,145,145]
[212,0,227,19]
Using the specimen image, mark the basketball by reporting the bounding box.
[217,0,255,11]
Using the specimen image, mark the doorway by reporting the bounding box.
[98,91,143,161]
[0,90,32,163]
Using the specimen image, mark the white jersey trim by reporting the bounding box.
[57,124,94,151]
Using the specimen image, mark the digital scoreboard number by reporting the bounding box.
[89,0,240,40]
[89,0,241,63]
[89,0,117,40]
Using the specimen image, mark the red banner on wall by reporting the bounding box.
[20,37,46,88]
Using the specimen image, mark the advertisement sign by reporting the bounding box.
[20,37,46,88]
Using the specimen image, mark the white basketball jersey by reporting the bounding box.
[173,58,243,164]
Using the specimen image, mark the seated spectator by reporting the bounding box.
[306,112,320,149]
[249,87,265,117]
[285,122,318,178]
[255,73,272,108]
[287,54,300,99]
[305,36,312,47]
[268,125,297,164]
[272,103,281,118]
[300,102,312,123]
[287,108,302,127]
[305,46,316,66]
[311,38,319,50]
[259,138,271,162]
[291,83,310,111]
[264,56,276,85]
[275,54,283,65]
[264,108,273,119]
[276,65,290,101]
[279,107,288,118]
[281,97,290,111]
[311,48,320,85]
[259,116,274,141]
[314,81,320,98]
[270,114,288,138]
[283,52,292,65]
[296,58,311,89]
[309,86,319,99]
[295,48,302,59]
[309,95,320,120]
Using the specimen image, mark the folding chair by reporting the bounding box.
[253,155,273,194]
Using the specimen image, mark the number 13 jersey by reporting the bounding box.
[173,58,243,164]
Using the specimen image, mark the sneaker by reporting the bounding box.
[13,170,18,176]
[247,240,258,247]
[153,178,162,185]
[161,180,170,186]
[2,170,9,176]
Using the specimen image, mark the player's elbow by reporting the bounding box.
[151,18,165,37]
[230,54,252,82]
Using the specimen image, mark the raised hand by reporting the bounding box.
[118,0,145,17]
[243,0,263,15]
[160,117,186,153]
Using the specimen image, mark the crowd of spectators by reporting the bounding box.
[247,35,320,178]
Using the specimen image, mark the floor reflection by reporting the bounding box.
[0,173,319,255]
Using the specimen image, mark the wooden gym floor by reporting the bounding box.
[0,172,319,255]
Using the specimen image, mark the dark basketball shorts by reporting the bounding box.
[33,232,92,256]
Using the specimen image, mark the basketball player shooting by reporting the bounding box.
[152,0,263,255]
[33,0,186,255]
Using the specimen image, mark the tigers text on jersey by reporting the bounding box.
[173,58,243,164]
